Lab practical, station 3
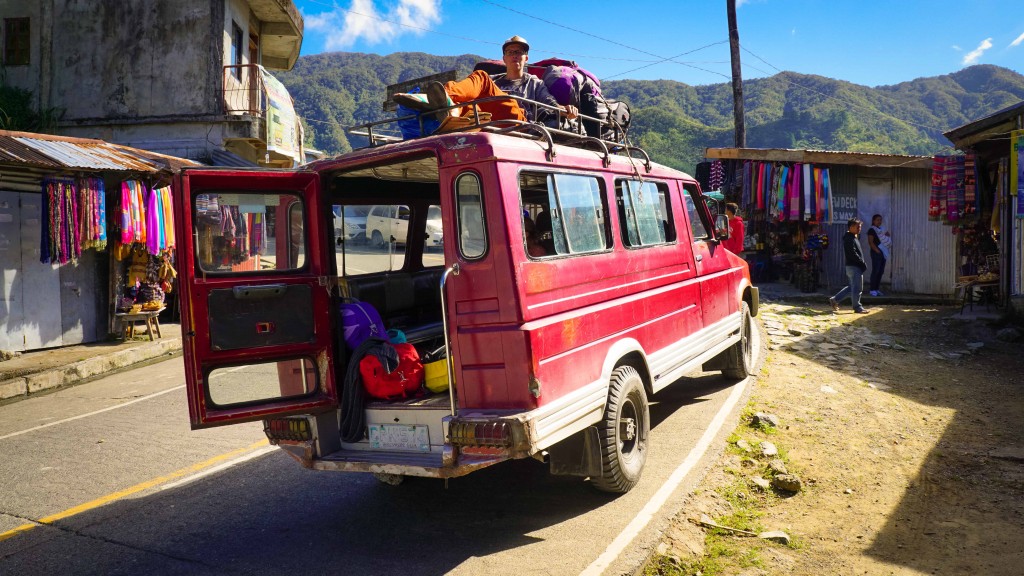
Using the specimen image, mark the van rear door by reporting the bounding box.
[174,169,338,429]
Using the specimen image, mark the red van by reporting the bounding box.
[174,119,758,493]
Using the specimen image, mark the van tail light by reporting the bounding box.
[264,417,312,442]
[449,420,513,448]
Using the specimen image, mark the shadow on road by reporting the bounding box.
[0,371,742,575]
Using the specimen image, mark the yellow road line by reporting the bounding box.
[0,439,270,543]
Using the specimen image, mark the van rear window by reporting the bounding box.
[193,192,303,274]
[519,172,608,258]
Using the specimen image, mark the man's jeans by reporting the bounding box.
[832,265,865,311]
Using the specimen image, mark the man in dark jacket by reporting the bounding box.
[829,218,869,314]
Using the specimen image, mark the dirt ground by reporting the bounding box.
[646,301,1024,576]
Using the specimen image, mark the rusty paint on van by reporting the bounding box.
[522,262,556,293]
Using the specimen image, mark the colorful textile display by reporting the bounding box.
[734,160,833,224]
[118,180,176,255]
[929,155,978,225]
[709,160,724,191]
[40,177,106,264]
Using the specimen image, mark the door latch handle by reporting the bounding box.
[696,255,703,262]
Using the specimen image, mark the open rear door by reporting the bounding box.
[174,168,337,428]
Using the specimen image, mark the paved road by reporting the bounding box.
[0,353,750,575]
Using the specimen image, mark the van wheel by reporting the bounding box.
[370,230,384,247]
[592,366,649,494]
[722,302,754,380]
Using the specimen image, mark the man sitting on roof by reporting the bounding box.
[394,35,578,128]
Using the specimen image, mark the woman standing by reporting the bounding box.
[867,214,892,296]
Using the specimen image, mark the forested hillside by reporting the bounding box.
[277,53,1024,173]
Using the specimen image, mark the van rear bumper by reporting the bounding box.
[271,411,534,478]
[274,440,515,478]
[267,397,594,478]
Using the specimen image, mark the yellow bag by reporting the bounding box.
[424,359,451,393]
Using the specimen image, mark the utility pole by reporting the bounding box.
[727,0,746,148]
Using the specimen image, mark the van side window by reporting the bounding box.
[456,173,487,259]
[519,172,608,257]
[616,180,675,247]
[682,187,710,241]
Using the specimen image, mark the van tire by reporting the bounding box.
[592,365,649,494]
[722,302,754,380]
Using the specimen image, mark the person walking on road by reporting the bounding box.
[867,213,892,296]
[829,218,869,314]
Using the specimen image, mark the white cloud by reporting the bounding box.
[1010,32,1024,48]
[962,38,993,65]
[305,0,442,50]
[951,45,962,52]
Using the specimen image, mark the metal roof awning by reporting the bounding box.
[704,147,933,170]
[0,130,196,174]
[943,100,1024,149]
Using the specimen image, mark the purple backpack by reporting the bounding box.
[339,300,387,350]
[541,66,581,106]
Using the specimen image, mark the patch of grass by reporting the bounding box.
[716,481,764,533]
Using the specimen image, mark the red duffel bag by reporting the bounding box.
[359,343,424,400]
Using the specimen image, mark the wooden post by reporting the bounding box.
[727,0,746,148]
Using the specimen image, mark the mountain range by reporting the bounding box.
[277,52,1024,173]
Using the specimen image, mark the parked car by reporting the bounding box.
[364,204,410,247]
[333,205,368,242]
[425,205,443,249]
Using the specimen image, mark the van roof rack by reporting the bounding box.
[348,94,647,169]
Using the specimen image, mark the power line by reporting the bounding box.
[299,0,688,63]
[601,42,732,82]
[479,0,733,80]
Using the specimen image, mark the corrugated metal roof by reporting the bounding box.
[0,130,196,173]
[209,148,259,167]
[704,147,933,169]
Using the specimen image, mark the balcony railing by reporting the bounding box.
[223,64,266,116]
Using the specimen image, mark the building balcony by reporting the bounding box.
[222,64,303,168]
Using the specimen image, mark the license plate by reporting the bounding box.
[368,424,431,452]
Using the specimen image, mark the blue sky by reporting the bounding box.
[294,0,1024,87]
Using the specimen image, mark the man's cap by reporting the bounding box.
[502,35,530,53]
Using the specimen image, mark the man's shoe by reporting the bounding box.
[869,290,879,297]
[829,297,839,312]
[393,92,432,111]
[875,290,885,296]
[855,308,870,314]
[424,81,448,108]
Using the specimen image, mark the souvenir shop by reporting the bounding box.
[698,151,842,292]
[701,148,946,295]
[0,131,191,353]
[38,177,178,341]
[944,102,1024,313]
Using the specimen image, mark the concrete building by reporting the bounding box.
[0,0,304,167]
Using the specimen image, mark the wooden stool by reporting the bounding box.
[116,307,165,341]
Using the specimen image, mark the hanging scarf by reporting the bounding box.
[146,184,160,255]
